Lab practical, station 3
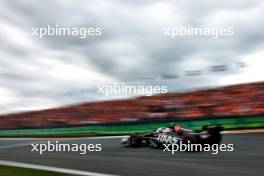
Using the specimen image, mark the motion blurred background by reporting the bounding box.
[0,1,264,176]
[0,0,263,136]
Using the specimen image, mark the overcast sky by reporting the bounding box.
[0,0,264,114]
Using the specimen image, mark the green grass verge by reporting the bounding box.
[0,116,263,137]
[0,165,76,176]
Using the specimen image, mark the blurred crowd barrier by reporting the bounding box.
[0,81,264,129]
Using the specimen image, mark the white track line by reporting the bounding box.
[0,142,36,150]
[83,135,129,139]
[222,129,264,134]
[0,160,119,176]
[0,136,128,141]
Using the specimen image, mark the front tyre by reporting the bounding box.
[128,135,142,148]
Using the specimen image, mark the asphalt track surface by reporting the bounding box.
[0,133,263,176]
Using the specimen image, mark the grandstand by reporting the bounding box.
[0,81,263,129]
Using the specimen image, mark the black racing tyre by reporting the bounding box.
[182,134,199,152]
[182,134,198,144]
[209,134,222,144]
[129,135,142,147]
[202,125,223,134]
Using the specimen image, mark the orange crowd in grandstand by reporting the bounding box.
[0,81,263,129]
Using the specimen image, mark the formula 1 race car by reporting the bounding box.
[121,123,223,148]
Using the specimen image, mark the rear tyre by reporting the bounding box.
[202,125,223,144]
[182,135,199,152]
[182,135,198,144]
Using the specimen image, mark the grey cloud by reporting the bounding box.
[0,0,263,114]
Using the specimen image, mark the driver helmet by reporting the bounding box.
[175,125,182,133]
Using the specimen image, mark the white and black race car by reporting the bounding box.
[121,123,223,148]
